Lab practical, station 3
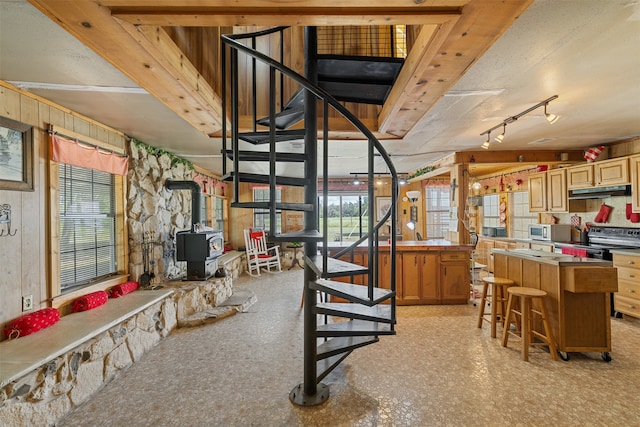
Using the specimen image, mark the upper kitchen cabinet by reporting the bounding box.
[631,155,640,213]
[567,164,594,189]
[529,169,569,213]
[596,157,630,186]
[567,157,630,189]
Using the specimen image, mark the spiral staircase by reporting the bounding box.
[221,26,401,406]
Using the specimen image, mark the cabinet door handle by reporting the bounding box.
[629,289,636,293]
[423,255,426,265]
[628,260,636,265]
[414,256,417,266]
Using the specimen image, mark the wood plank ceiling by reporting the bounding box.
[28,0,533,142]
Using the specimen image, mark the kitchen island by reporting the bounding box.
[323,240,473,305]
[493,249,618,360]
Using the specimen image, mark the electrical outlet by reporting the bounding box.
[22,295,33,311]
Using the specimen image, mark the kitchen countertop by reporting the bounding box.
[609,248,640,256]
[322,240,474,251]
[492,248,613,266]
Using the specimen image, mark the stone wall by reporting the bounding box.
[0,277,247,427]
[127,141,196,282]
[0,299,176,427]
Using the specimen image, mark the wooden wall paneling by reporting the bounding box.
[0,191,22,325]
[0,85,21,119]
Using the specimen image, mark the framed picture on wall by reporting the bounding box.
[0,116,34,191]
[376,196,392,222]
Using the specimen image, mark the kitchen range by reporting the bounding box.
[553,226,640,261]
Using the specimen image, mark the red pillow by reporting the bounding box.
[109,281,139,298]
[4,307,60,339]
[72,290,108,312]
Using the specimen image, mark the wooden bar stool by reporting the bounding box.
[477,276,514,338]
[502,287,558,361]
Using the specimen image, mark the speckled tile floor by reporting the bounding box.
[59,270,640,427]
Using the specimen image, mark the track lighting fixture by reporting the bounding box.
[544,103,559,124]
[494,124,506,143]
[480,95,559,149]
[481,132,491,150]
[352,175,360,185]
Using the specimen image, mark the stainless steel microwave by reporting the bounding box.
[528,224,572,242]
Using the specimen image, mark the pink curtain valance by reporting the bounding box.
[50,134,128,176]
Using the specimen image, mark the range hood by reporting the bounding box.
[568,185,631,200]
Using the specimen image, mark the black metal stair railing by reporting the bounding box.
[221,26,398,406]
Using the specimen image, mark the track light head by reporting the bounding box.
[545,103,559,124]
[481,132,491,149]
[494,124,506,143]
[352,175,360,185]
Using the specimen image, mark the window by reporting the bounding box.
[199,194,209,227]
[319,193,369,242]
[253,187,282,233]
[214,196,225,233]
[510,191,537,239]
[424,186,450,239]
[59,164,117,290]
[482,194,500,228]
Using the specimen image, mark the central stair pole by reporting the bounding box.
[290,26,329,406]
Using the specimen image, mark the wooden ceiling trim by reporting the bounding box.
[99,1,469,7]
[112,10,463,27]
[29,0,224,137]
[380,0,534,138]
[122,24,225,129]
[378,19,458,136]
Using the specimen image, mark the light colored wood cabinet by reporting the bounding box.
[530,242,554,252]
[595,157,630,186]
[529,169,578,213]
[567,164,594,189]
[631,155,640,213]
[494,251,616,355]
[528,171,547,212]
[613,252,640,319]
[547,169,568,212]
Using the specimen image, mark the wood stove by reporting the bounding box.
[166,179,223,280]
[176,230,224,280]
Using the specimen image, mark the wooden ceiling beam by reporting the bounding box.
[28,0,224,137]
[99,0,469,8]
[112,10,462,27]
[379,0,534,137]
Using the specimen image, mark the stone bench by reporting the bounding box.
[217,250,246,279]
[0,275,255,426]
[0,289,173,389]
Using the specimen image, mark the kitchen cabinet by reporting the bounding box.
[528,171,547,212]
[547,169,569,212]
[529,169,584,213]
[530,242,554,252]
[528,169,567,212]
[631,155,640,213]
[494,250,617,358]
[401,252,438,304]
[440,251,471,304]
[567,164,594,189]
[613,252,640,319]
[595,157,629,186]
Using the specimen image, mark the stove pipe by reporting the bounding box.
[165,179,201,232]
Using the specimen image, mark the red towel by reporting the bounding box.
[109,281,139,298]
[561,247,587,257]
[4,307,60,339]
[627,203,633,220]
[72,290,108,312]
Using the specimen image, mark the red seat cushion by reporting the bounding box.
[108,281,139,298]
[4,307,61,339]
[72,290,109,312]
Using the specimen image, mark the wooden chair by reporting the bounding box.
[243,229,282,277]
